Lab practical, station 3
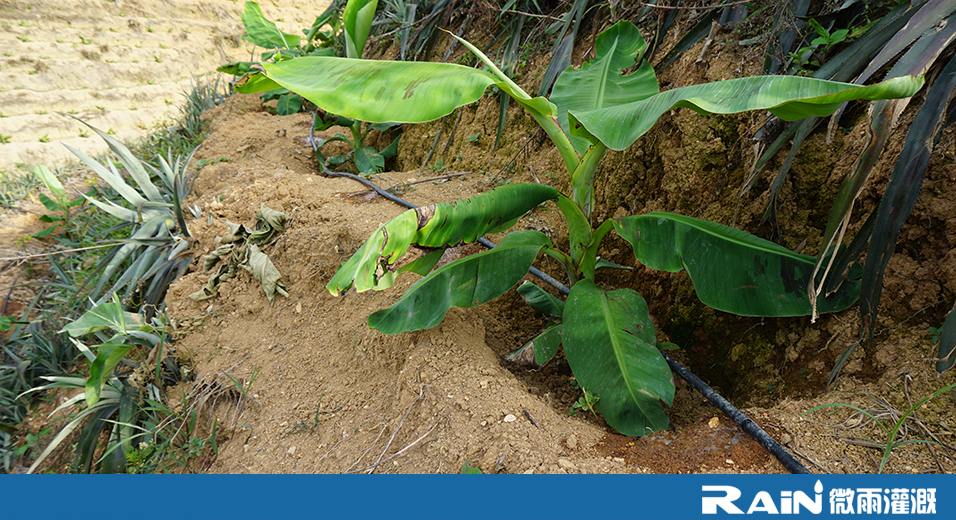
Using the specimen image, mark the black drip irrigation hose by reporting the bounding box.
[309,116,810,474]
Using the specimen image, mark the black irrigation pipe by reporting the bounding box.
[309,116,810,474]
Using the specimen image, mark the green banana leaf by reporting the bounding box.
[562,280,673,436]
[328,184,558,295]
[612,212,859,317]
[555,193,593,270]
[354,146,385,175]
[531,324,563,366]
[449,34,561,130]
[415,184,557,247]
[367,230,552,334]
[275,93,302,115]
[235,68,284,93]
[217,61,257,76]
[517,280,564,318]
[255,33,559,141]
[258,58,498,123]
[503,323,564,368]
[573,74,924,151]
[241,1,300,49]
[550,21,658,148]
[343,0,378,59]
[513,282,566,366]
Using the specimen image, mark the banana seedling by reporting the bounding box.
[238,21,921,436]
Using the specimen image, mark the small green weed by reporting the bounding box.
[461,461,482,474]
[195,156,230,170]
[803,383,956,473]
[787,18,849,73]
[224,364,260,399]
[428,158,449,173]
[568,379,599,417]
[32,165,86,239]
[13,426,53,460]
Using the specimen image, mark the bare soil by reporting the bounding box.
[0,0,305,173]
[4,1,956,475]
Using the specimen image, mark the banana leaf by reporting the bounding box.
[217,61,257,76]
[828,0,952,127]
[275,93,302,115]
[241,1,300,49]
[747,0,924,222]
[563,280,672,436]
[550,20,659,152]
[503,323,564,369]
[258,57,498,123]
[517,280,564,318]
[573,74,924,151]
[612,212,859,317]
[242,244,289,304]
[328,184,558,295]
[367,230,552,334]
[343,0,378,59]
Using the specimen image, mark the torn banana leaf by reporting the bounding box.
[367,231,552,334]
[189,249,240,302]
[503,323,563,370]
[327,183,558,295]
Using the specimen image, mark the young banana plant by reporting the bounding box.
[237,21,922,436]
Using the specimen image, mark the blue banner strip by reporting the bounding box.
[1,474,952,519]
